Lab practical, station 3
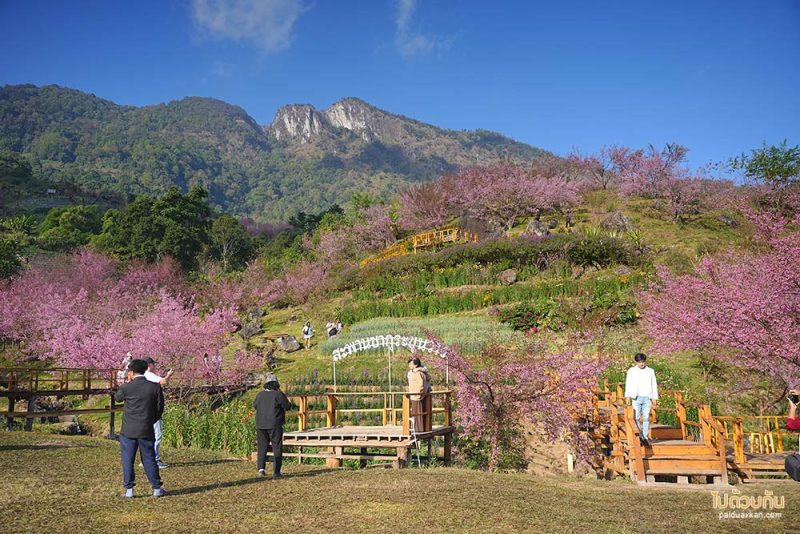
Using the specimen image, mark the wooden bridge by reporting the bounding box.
[360,227,479,267]
[269,390,455,469]
[589,382,795,486]
[0,367,249,436]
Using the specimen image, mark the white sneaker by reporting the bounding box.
[153,488,166,498]
[123,488,134,498]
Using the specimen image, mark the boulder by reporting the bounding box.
[498,268,517,285]
[601,211,635,233]
[525,219,550,237]
[278,335,301,353]
[613,265,632,276]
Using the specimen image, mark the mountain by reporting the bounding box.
[0,84,550,222]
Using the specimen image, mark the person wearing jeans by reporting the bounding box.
[143,357,173,469]
[114,358,165,498]
[624,353,659,447]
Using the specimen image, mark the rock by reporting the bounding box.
[57,415,77,423]
[547,219,558,230]
[60,421,80,435]
[247,307,265,320]
[601,211,635,233]
[278,335,301,353]
[498,268,517,285]
[718,215,738,227]
[525,219,550,237]
[613,265,632,276]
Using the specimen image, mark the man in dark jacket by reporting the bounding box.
[253,372,292,478]
[114,358,165,498]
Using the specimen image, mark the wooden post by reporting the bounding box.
[382,393,388,426]
[109,394,116,439]
[360,447,368,468]
[674,392,687,439]
[700,405,712,446]
[773,416,784,453]
[733,419,745,465]
[25,396,35,431]
[6,397,15,431]
[424,394,433,432]
[444,433,452,465]
[624,404,646,482]
[326,447,343,468]
[298,396,308,431]
[443,392,452,427]
[326,394,337,427]
[402,394,410,435]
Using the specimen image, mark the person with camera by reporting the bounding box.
[114,359,166,498]
[787,389,800,431]
[143,357,173,469]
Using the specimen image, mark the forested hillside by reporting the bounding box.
[0,84,549,221]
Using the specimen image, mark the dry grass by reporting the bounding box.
[1,431,797,533]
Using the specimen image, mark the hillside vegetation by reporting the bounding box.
[0,84,548,221]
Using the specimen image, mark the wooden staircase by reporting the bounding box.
[591,385,729,487]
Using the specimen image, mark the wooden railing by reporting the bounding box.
[1,367,118,393]
[411,228,477,252]
[283,390,452,435]
[716,415,791,462]
[360,227,480,267]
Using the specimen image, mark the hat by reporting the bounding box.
[264,372,278,383]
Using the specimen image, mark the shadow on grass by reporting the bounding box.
[0,443,98,451]
[169,459,243,467]
[169,467,338,496]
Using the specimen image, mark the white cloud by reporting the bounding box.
[394,0,451,58]
[191,0,309,53]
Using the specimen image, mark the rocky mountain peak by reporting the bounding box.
[269,103,327,143]
[322,98,382,141]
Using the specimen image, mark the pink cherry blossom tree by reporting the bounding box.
[640,211,800,386]
[425,334,606,470]
[0,249,250,382]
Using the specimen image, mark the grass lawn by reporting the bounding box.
[1,432,797,533]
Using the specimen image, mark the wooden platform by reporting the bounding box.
[281,424,455,468]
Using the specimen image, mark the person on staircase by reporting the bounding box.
[787,389,800,431]
[624,352,659,447]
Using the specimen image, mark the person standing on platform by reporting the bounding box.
[407,358,430,432]
[114,359,166,498]
[624,352,659,446]
[253,372,292,479]
[143,357,173,468]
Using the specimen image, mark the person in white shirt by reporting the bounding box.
[624,352,658,446]
[143,357,173,468]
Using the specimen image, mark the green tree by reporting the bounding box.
[0,238,22,279]
[38,206,102,251]
[93,186,211,270]
[209,215,254,272]
[731,140,800,210]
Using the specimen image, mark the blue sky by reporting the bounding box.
[1,0,798,171]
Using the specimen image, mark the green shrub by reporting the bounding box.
[497,298,562,331]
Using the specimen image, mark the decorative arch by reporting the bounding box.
[331,334,449,394]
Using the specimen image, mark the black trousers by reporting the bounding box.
[257,427,284,474]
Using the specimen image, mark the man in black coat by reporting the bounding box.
[114,358,166,498]
[253,372,292,478]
